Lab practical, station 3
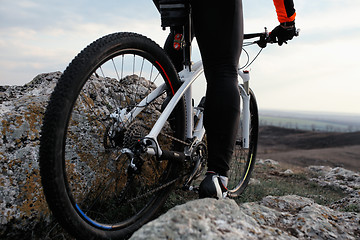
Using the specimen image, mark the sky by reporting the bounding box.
[1,0,360,115]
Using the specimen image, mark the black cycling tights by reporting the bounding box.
[155,0,244,177]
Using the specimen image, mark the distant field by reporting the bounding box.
[259,115,356,132]
[259,110,360,132]
[257,125,360,171]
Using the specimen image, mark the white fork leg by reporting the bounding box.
[241,89,250,149]
[238,70,251,149]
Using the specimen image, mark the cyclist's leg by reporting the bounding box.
[153,0,244,177]
[191,0,244,177]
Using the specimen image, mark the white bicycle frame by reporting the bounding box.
[119,60,252,158]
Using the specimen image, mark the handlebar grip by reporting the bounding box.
[244,27,300,48]
[244,33,264,40]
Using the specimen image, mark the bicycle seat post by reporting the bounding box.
[180,9,194,141]
[182,10,192,71]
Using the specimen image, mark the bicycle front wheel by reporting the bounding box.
[40,32,185,239]
[227,89,258,197]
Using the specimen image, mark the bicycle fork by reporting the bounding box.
[238,70,251,149]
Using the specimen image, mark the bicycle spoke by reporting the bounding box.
[139,57,145,78]
[149,63,154,81]
[112,58,121,81]
[133,54,136,75]
[99,66,105,78]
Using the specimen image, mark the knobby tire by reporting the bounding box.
[40,32,185,240]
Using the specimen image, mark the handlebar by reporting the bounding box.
[244,32,267,40]
[244,27,300,48]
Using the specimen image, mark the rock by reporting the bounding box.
[249,178,261,186]
[257,158,279,166]
[1,72,359,239]
[308,166,360,192]
[0,72,61,233]
[331,191,360,213]
[131,195,360,240]
[283,169,294,175]
[0,72,159,237]
[308,166,360,213]
[278,169,294,177]
[308,165,332,174]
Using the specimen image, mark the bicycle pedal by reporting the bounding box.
[181,185,198,192]
[190,186,199,192]
[222,191,228,199]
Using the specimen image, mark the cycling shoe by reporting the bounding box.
[199,171,228,199]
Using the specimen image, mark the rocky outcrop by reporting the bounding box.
[1,72,359,239]
[0,72,61,235]
[308,166,360,213]
[0,71,161,237]
[131,195,360,240]
[131,164,360,239]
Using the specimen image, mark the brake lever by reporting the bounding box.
[255,27,269,48]
[266,27,300,46]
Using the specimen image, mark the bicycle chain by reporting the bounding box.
[160,132,190,146]
[117,121,191,203]
[126,176,182,203]
[122,132,192,203]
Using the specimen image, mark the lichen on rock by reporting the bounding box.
[0,71,166,237]
[0,72,61,234]
[1,72,360,239]
[131,195,360,240]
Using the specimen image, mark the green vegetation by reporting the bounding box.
[163,162,348,212]
[235,164,347,207]
[343,204,360,213]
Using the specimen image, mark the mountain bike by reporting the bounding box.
[39,8,298,238]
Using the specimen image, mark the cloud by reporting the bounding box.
[0,0,167,85]
[1,0,360,114]
[238,0,360,114]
